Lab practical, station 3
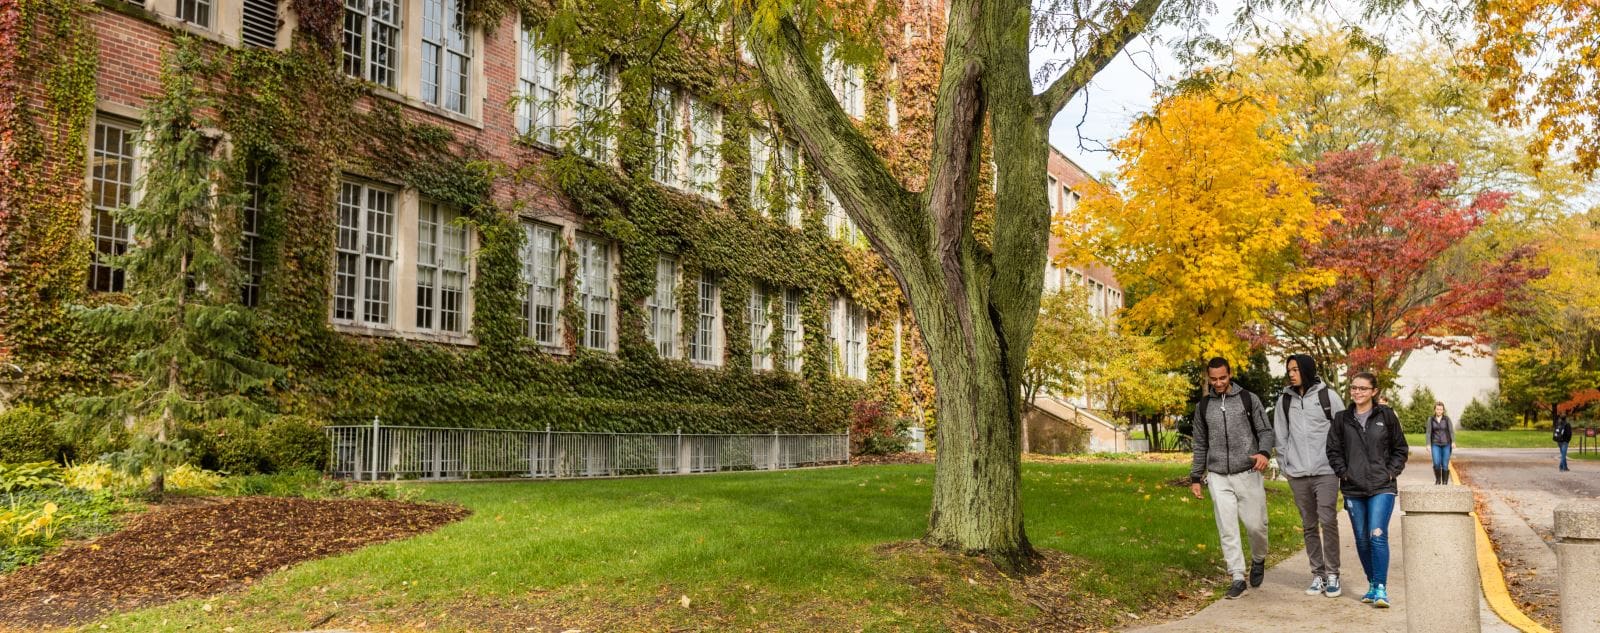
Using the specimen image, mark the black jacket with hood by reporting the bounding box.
[1326,404,1409,497]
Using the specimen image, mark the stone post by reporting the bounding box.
[1555,499,1600,633]
[1401,485,1481,633]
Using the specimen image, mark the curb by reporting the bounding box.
[1450,463,1552,633]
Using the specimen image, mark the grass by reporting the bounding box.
[1404,429,1565,449]
[81,462,1303,632]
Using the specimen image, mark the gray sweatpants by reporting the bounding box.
[1288,474,1341,577]
[1207,470,1269,577]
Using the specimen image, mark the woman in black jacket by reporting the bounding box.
[1554,416,1574,472]
[1428,403,1455,484]
[1326,372,1409,608]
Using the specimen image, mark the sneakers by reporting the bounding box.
[1361,585,1377,603]
[1249,559,1266,588]
[1305,575,1326,596]
[1372,584,1391,608]
[1225,579,1248,600]
[1323,575,1342,598]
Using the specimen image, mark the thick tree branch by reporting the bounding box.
[923,0,989,345]
[735,10,926,283]
[1033,0,1166,125]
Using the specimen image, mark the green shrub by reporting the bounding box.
[194,418,266,475]
[261,415,328,472]
[0,406,66,464]
[1460,397,1516,431]
[849,402,908,456]
[1399,388,1438,434]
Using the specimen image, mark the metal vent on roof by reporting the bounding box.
[241,0,279,49]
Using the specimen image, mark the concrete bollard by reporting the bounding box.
[1555,499,1600,633]
[1401,485,1481,633]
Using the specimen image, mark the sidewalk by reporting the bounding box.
[1126,449,1516,632]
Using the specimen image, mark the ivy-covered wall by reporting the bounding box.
[0,0,947,436]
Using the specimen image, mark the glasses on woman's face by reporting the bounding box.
[1351,386,1376,393]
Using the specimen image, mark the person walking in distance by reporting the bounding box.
[1326,372,1409,608]
[1428,403,1456,484]
[1554,415,1574,472]
[1275,354,1345,598]
[1188,357,1274,600]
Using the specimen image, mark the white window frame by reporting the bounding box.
[571,64,616,163]
[822,182,861,243]
[690,270,721,367]
[651,86,682,187]
[749,130,773,217]
[342,0,400,89]
[517,26,560,144]
[749,284,771,371]
[177,0,211,28]
[782,288,803,373]
[333,180,397,327]
[833,297,867,380]
[687,94,722,201]
[520,221,562,347]
[575,233,613,351]
[781,140,802,227]
[88,117,140,294]
[646,255,680,358]
[415,201,471,333]
[240,163,266,306]
[420,0,472,114]
[823,45,865,119]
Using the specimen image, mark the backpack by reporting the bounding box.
[1197,390,1268,452]
[1279,387,1334,426]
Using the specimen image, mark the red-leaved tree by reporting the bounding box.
[1259,147,1548,390]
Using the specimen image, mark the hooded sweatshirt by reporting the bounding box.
[1273,354,1345,478]
[1189,381,1274,483]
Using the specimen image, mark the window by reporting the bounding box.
[421,0,472,114]
[416,201,470,333]
[241,0,280,48]
[652,86,681,187]
[572,65,613,162]
[575,234,611,351]
[687,95,721,200]
[178,0,211,28]
[749,284,771,370]
[782,288,802,373]
[691,271,720,366]
[240,163,266,307]
[1063,187,1080,214]
[886,62,899,131]
[334,181,396,326]
[749,131,772,216]
[833,297,867,380]
[823,46,864,118]
[342,0,400,89]
[517,28,560,144]
[520,221,561,346]
[88,119,138,293]
[781,141,802,227]
[646,256,679,358]
[822,183,860,242]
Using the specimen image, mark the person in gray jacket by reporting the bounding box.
[1189,357,1274,600]
[1275,354,1346,598]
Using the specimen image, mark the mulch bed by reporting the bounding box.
[0,496,468,629]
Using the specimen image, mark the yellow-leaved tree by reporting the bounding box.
[1059,90,1336,366]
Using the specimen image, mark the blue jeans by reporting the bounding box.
[1346,493,1397,585]
[1431,444,1452,470]
[1559,441,1569,470]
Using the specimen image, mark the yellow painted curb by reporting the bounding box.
[1451,463,1553,633]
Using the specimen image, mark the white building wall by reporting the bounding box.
[1393,338,1499,427]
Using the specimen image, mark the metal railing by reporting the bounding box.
[325,421,850,481]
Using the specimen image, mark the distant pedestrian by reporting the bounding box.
[1326,372,1409,608]
[1274,354,1345,598]
[1554,416,1574,472]
[1188,357,1274,600]
[1429,403,1455,485]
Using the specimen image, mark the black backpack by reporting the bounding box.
[1279,387,1334,426]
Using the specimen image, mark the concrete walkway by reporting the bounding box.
[1126,449,1516,633]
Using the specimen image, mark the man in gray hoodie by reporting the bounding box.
[1189,357,1274,600]
[1275,354,1346,598]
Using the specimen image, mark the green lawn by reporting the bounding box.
[84,462,1303,632]
[1405,429,1563,449]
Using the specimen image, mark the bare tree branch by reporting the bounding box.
[1034,0,1167,125]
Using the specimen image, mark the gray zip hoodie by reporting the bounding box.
[1273,380,1345,478]
[1189,381,1273,483]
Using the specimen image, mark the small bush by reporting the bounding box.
[849,401,908,456]
[1461,397,1516,431]
[1399,388,1438,434]
[221,469,325,497]
[0,406,66,464]
[261,416,328,473]
[194,418,266,475]
[165,464,224,493]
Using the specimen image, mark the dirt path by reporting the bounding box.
[1455,447,1600,630]
[1125,448,1515,633]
